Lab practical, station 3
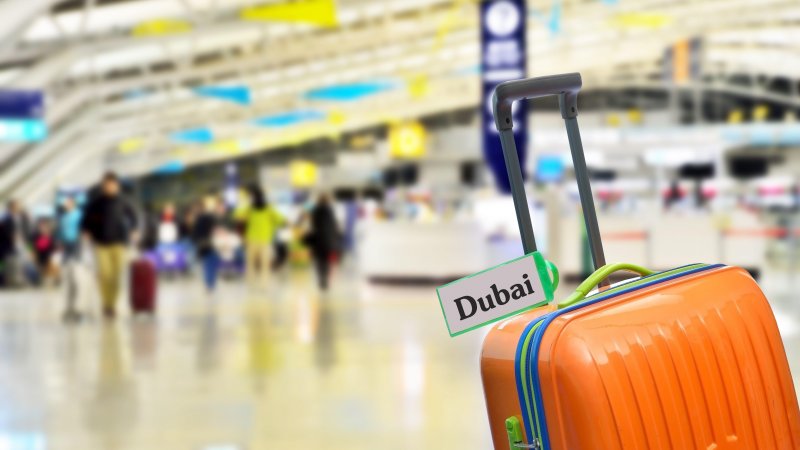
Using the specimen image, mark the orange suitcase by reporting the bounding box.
[481,73,800,449]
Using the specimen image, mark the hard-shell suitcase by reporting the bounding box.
[481,73,800,450]
[130,256,157,314]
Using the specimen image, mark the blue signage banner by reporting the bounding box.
[0,118,47,142]
[194,85,251,105]
[481,0,527,193]
[171,127,214,144]
[0,90,44,120]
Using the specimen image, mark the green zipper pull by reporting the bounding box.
[506,416,542,449]
[506,416,524,449]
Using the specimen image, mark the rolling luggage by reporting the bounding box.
[481,73,800,450]
[130,256,157,314]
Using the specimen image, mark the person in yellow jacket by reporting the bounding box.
[234,184,284,290]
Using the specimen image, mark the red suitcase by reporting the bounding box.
[130,257,157,314]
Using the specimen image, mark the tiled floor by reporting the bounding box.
[0,268,492,450]
[0,266,797,449]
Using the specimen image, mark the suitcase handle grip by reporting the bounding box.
[491,72,608,287]
[493,72,581,131]
[558,263,655,309]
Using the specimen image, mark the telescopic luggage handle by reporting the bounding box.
[491,72,608,283]
[493,72,582,129]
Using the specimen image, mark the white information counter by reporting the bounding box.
[358,221,490,281]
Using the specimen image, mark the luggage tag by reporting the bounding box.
[436,251,558,337]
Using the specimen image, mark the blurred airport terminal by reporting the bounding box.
[0,0,799,448]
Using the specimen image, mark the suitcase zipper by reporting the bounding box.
[516,319,546,445]
[506,416,541,449]
[513,441,541,449]
[515,263,722,449]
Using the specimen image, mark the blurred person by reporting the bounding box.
[80,172,139,318]
[272,226,290,272]
[158,202,179,244]
[178,205,197,243]
[216,226,244,279]
[177,204,199,275]
[193,195,222,294]
[304,193,341,292]
[213,200,243,278]
[139,205,160,252]
[0,200,30,287]
[235,184,284,290]
[31,218,58,286]
[214,198,233,228]
[154,202,190,276]
[664,180,685,210]
[58,197,83,262]
[62,197,97,321]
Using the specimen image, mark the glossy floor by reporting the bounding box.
[0,267,798,450]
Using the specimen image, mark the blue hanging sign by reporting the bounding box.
[253,109,326,127]
[171,127,214,144]
[0,90,44,119]
[481,0,527,193]
[194,86,251,105]
[305,81,395,102]
[0,118,47,142]
[153,160,185,175]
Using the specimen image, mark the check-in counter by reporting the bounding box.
[720,210,769,273]
[650,215,718,269]
[358,221,490,281]
[556,214,650,276]
[556,216,582,275]
[357,210,770,283]
[601,216,650,267]
[559,210,769,274]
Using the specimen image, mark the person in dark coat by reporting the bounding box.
[0,200,30,287]
[0,218,9,286]
[305,194,340,291]
[80,172,139,318]
[192,195,221,293]
[138,206,160,252]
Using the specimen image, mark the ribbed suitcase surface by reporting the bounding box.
[522,266,800,450]
[480,73,800,450]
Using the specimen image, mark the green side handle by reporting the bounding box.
[533,251,560,301]
[546,260,559,295]
[505,416,525,449]
[558,262,655,310]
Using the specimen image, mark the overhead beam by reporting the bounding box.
[0,0,62,54]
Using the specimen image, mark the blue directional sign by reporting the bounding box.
[153,160,185,175]
[481,0,527,193]
[0,118,47,142]
[194,85,251,105]
[171,127,214,144]
[305,81,395,102]
[0,90,44,119]
[253,109,326,127]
